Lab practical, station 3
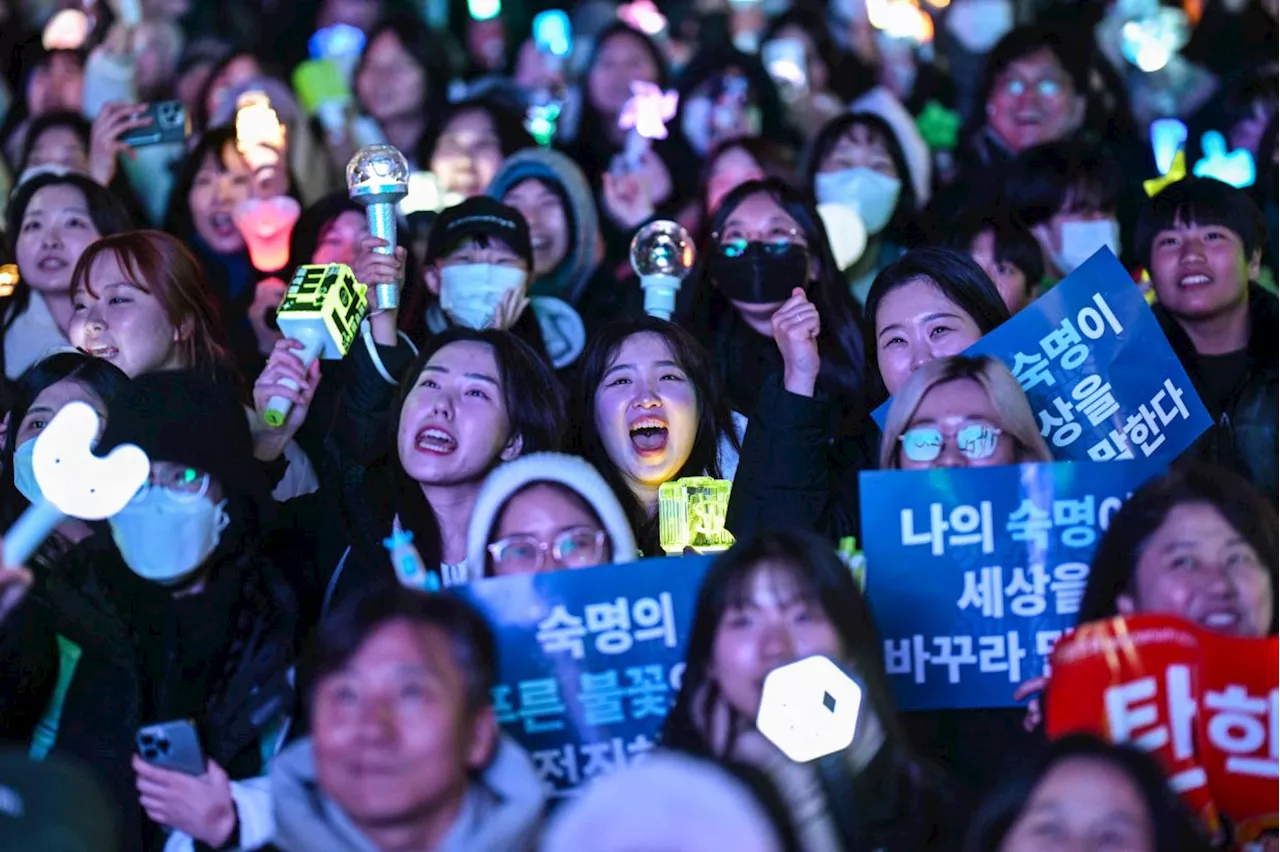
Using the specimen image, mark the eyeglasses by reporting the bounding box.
[899,424,1003,463]
[998,76,1066,100]
[129,466,211,504]
[487,526,607,573]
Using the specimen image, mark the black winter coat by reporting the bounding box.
[0,533,297,851]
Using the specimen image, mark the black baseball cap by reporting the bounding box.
[425,196,533,268]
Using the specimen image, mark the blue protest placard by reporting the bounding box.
[453,554,713,797]
[872,248,1211,465]
[859,459,1151,711]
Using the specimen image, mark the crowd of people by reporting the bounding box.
[0,0,1275,849]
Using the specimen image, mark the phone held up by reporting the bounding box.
[120,101,190,148]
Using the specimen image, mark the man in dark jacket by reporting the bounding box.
[1136,177,1278,506]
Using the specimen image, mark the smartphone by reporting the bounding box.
[533,10,572,59]
[120,101,189,148]
[136,720,206,776]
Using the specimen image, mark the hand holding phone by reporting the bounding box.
[117,101,188,148]
[136,719,205,776]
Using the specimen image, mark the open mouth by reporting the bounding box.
[629,417,669,455]
[83,343,119,359]
[36,256,67,272]
[1179,273,1213,289]
[210,212,236,236]
[415,426,457,455]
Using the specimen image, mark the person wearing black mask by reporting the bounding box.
[677,178,869,421]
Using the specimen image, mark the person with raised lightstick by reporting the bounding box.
[261,263,369,428]
[2,401,149,567]
[347,143,409,311]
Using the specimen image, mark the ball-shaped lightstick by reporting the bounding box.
[347,144,409,311]
[630,220,695,321]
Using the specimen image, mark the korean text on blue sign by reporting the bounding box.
[859,460,1150,711]
[453,554,713,797]
[872,248,1211,465]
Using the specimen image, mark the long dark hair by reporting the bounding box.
[355,12,451,142]
[4,172,138,333]
[681,178,869,406]
[1,352,131,526]
[162,126,239,246]
[863,247,1010,401]
[419,94,535,175]
[1078,464,1279,633]
[664,531,905,754]
[962,734,1213,852]
[805,111,917,243]
[567,317,740,553]
[369,328,566,559]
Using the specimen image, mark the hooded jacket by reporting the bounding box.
[486,149,601,307]
[269,735,544,852]
[463,452,639,582]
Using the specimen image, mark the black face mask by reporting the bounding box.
[709,241,810,304]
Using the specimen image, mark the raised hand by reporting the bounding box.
[771,287,821,398]
[89,102,152,186]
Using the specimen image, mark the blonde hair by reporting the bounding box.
[879,355,1053,469]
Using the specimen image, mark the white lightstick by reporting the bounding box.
[630,221,695,321]
[347,144,409,311]
[756,656,863,763]
[3,403,149,566]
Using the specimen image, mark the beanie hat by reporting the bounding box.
[541,752,787,852]
[96,369,269,506]
[464,453,637,583]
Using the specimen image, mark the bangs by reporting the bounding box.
[75,244,154,300]
[719,559,822,614]
[1060,172,1117,215]
[1135,178,1267,267]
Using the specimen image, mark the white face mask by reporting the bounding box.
[1051,219,1121,276]
[814,168,903,236]
[439,264,528,330]
[946,0,1015,55]
[109,491,230,585]
[12,439,41,505]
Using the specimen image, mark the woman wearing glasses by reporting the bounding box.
[879,355,1051,471]
[0,369,297,852]
[465,452,638,578]
[880,355,1049,799]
